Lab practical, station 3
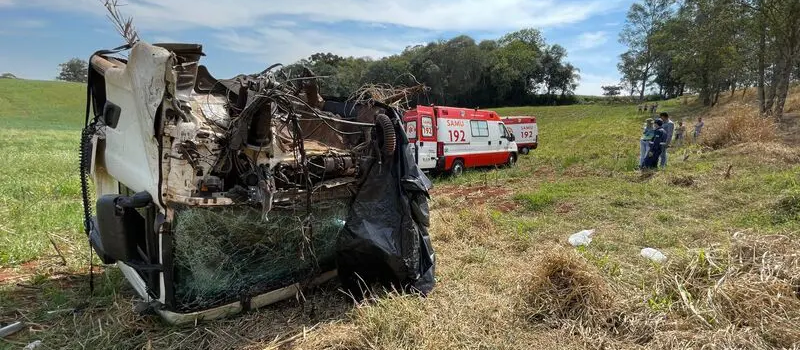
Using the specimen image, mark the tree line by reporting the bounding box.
[56,29,580,107]
[285,29,580,107]
[617,0,800,118]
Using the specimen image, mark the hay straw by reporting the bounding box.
[523,247,615,326]
[347,83,426,110]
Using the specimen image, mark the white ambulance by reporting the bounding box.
[403,105,517,176]
[502,116,538,155]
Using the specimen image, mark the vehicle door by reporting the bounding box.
[498,122,513,160]
[417,115,438,169]
[470,119,491,166]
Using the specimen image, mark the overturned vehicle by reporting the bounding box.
[81,41,435,323]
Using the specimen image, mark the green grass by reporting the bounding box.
[1,79,799,349]
[0,80,85,266]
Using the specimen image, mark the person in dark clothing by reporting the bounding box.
[642,119,667,169]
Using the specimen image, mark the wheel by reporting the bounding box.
[450,159,465,177]
[375,114,396,157]
[520,147,530,155]
[507,153,517,167]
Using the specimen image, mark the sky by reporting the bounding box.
[0,0,635,96]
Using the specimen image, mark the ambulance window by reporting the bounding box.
[499,124,509,138]
[405,121,417,139]
[470,120,489,137]
[421,116,434,137]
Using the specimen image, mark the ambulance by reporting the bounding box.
[403,105,517,176]
[502,116,538,155]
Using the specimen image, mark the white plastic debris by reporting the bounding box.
[568,229,595,247]
[24,340,43,350]
[640,248,667,263]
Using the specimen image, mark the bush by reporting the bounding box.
[701,106,777,149]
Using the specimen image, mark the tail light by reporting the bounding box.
[437,142,444,157]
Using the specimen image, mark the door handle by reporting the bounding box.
[488,141,492,145]
[420,142,424,146]
[500,141,503,145]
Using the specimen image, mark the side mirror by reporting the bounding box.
[509,134,516,142]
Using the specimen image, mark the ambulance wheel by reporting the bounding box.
[507,153,517,167]
[450,160,465,177]
[520,147,530,155]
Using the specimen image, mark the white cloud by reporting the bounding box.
[0,18,47,29]
[13,0,620,32]
[0,0,14,6]
[575,72,619,96]
[575,31,608,50]
[214,27,408,64]
[152,36,178,44]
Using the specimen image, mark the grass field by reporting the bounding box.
[1,79,799,349]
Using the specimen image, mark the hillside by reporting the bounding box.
[0,80,799,349]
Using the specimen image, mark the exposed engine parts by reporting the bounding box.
[83,41,434,322]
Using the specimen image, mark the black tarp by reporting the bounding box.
[336,105,436,298]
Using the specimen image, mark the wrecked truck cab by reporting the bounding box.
[81,41,435,324]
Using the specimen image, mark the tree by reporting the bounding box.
[279,29,581,107]
[618,0,675,101]
[601,85,622,96]
[57,58,88,83]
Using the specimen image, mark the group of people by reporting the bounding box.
[638,112,705,170]
[638,103,659,114]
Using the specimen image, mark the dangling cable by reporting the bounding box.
[81,44,131,294]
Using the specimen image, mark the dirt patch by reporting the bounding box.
[555,202,575,214]
[0,260,43,283]
[495,201,520,213]
[670,175,695,187]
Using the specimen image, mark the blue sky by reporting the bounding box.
[0,0,635,95]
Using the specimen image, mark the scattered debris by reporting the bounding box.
[46,308,75,315]
[0,321,23,338]
[23,340,43,350]
[640,248,667,263]
[568,229,594,247]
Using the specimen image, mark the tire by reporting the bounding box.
[520,147,530,155]
[507,153,517,167]
[450,159,465,177]
[375,114,396,157]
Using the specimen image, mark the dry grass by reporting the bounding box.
[642,233,800,348]
[523,248,614,327]
[700,104,778,149]
[723,142,800,165]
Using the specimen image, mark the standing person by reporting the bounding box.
[693,117,704,142]
[674,121,686,147]
[639,118,655,169]
[659,112,674,168]
[643,119,667,169]
[651,103,658,114]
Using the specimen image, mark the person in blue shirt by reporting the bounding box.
[643,119,667,170]
[639,118,655,169]
[659,112,674,168]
